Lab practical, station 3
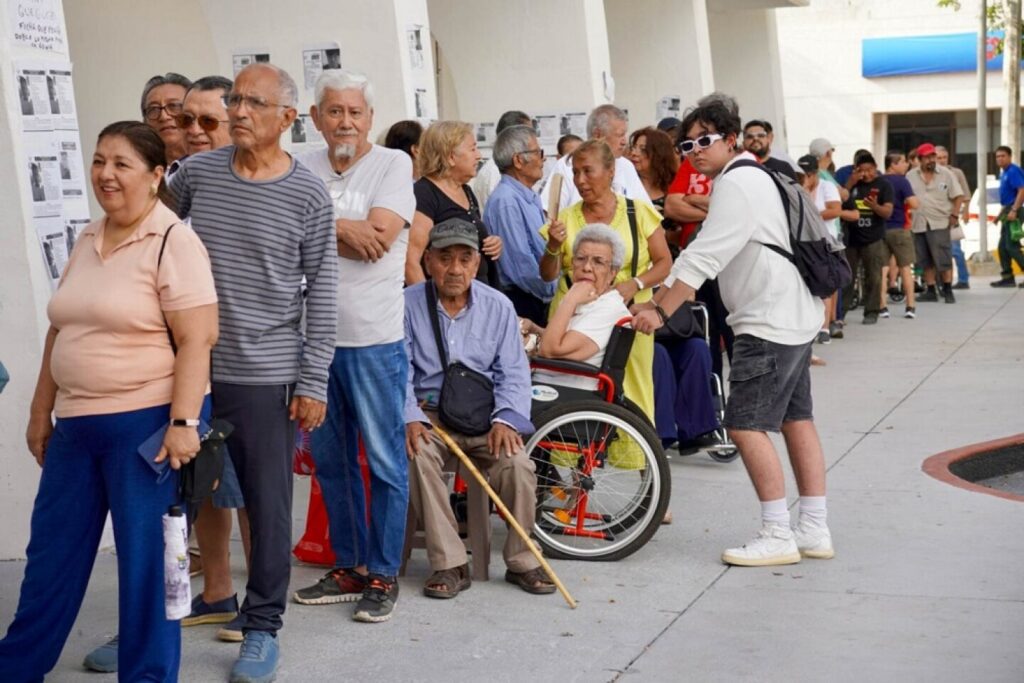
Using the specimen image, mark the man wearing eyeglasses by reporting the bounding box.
[140,72,192,164]
[291,70,415,625]
[742,119,797,181]
[634,98,832,569]
[482,124,554,326]
[169,62,338,683]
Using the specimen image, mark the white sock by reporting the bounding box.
[760,498,790,527]
[799,496,828,528]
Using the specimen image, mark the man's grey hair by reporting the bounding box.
[696,91,740,117]
[493,125,537,173]
[573,224,625,270]
[586,104,627,139]
[315,69,375,109]
[934,145,949,154]
[140,72,192,115]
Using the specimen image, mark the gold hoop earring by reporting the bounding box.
[149,184,158,197]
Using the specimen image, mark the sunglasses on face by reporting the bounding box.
[144,102,183,121]
[174,113,230,132]
[678,133,724,155]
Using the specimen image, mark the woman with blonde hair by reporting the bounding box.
[405,120,502,286]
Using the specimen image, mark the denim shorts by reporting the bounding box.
[723,334,814,433]
[211,447,245,509]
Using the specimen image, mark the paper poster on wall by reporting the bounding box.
[55,130,86,199]
[231,48,271,76]
[302,42,341,92]
[406,24,426,71]
[560,112,587,139]
[26,134,61,217]
[47,64,76,129]
[8,0,66,54]
[656,96,681,122]
[35,215,67,287]
[290,113,313,147]
[533,115,559,146]
[474,122,496,148]
[63,213,89,251]
[14,61,53,131]
[414,88,430,119]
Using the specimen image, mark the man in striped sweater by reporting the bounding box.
[170,63,338,683]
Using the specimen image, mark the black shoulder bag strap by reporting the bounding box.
[157,223,178,354]
[424,282,449,369]
[562,197,641,290]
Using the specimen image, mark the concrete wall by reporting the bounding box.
[605,0,714,127]
[0,2,72,559]
[775,0,1006,165]
[707,5,790,150]
[427,0,609,123]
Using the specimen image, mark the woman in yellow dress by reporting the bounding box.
[539,139,672,423]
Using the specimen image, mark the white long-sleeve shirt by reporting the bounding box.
[665,153,823,345]
[539,153,651,213]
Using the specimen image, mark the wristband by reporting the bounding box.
[544,246,560,257]
[654,305,670,324]
[633,277,645,291]
[170,418,200,427]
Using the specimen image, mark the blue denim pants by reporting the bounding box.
[0,404,181,682]
[950,239,969,284]
[310,342,409,577]
[653,338,721,445]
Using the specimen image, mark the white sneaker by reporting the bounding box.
[792,521,835,559]
[721,523,801,567]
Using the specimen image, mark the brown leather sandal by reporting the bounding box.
[423,564,471,599]
[505,567,556,595]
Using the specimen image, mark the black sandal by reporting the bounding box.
[423,564,471,599]
[505,567,556,595]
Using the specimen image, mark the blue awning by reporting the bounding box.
[862,32,1020,78]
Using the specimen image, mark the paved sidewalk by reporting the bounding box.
[1,279,1022,682]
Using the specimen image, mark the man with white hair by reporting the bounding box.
[541,104,651,211]
[292,70,415,624]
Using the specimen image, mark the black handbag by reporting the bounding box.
[178,419,234,522]
[425,283,495,436]
[159,225,232,519]
[654,301,706,342]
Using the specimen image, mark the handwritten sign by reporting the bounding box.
[8,0,66,54]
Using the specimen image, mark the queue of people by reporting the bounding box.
[3,58,1023,683]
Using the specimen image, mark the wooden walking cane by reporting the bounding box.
[428,419,578,609]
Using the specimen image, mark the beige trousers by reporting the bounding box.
[407,418,539,574]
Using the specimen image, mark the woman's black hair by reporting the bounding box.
[97,121,170,204]
[384,120,424,160]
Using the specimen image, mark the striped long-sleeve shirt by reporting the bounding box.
[169,146,338,402]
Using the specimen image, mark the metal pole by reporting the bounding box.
[977,0,991,259]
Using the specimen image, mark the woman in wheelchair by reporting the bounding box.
[523,225,629,390]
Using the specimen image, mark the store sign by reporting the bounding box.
[862,32,1020,78]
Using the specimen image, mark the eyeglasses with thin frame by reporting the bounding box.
[572,254,612,269]
[518,148,544,159]
[143,102,183,121]
[222,94,289,111]
[678,133,725,155]
[174,113,230,132]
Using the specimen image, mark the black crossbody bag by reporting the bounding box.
[159,225,232,521]
[425,283,495,436]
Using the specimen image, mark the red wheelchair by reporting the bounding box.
[527,318,669,561]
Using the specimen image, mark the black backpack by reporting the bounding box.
[725,160,852,298]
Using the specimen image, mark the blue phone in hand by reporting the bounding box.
[137,419,211,483]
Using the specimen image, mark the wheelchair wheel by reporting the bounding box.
[526,400,670,561]
[707,446,740,463]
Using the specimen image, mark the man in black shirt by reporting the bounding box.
[742,119,797,180]
[841,152,894,325]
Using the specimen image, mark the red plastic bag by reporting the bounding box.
[293,429,314,475]
[292,438,371,567]
[293,474,336,566]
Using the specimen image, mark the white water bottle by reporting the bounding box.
[163,505,191,620]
